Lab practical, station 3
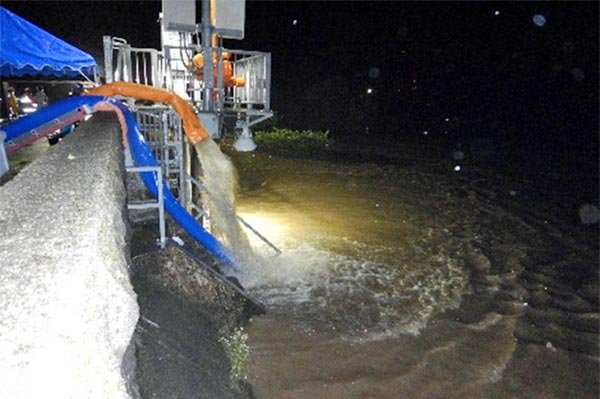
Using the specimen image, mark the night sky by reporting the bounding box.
[3,1,599,189]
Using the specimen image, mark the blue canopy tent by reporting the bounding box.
[0,6,97,78]
[0,6,98,177]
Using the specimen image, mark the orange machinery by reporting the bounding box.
[191,52,245,88]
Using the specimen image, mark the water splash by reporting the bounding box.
[193,139,254,260]
[244,236,469,340]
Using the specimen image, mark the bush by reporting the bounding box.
[253,128,331,156]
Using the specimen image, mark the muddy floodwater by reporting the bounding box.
[229,149,598,399]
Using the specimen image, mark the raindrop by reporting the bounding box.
[494,10,500,16]
[452,150,464,160]
[423,130,429,135]
[578,204,599,225]
[368,67,381,79]
[570,68,585,81]
[533,14,546,27]
[454,165,461,172]
[292,19,298,25]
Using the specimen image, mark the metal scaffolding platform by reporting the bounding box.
[102,0,276,250]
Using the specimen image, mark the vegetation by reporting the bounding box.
[218,327,250,390]
[253,128,332,156]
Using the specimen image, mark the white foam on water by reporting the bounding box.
[240,235,469,340]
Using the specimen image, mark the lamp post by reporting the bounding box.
[201,0,213,113]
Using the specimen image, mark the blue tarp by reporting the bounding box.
[0,7,97,78]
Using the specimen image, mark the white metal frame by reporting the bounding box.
[126,165,166,248]
[102,35,273,127]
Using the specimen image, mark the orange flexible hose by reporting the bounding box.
[86,82,209,145]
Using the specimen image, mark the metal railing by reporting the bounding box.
[134,105,186,202]
[104,36,272,116]
[132,106,280,255]
[134,105,211,231]
[103,35,279,254]
[103,36,165,87]
[126,165,166,248]
[227,50,271,111]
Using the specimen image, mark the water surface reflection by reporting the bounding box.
[230,151,598,399]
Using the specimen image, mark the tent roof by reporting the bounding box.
[0,7,97,78]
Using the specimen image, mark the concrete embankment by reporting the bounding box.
[0,113,139,398]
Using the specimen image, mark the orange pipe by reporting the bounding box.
[86,82,209,145]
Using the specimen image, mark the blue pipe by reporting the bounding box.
[2,96,238,270]
[111,101,238,270]
[2,95,104,142]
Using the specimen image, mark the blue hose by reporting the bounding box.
[112,101,238,270]
[2,95,104,142]
[2,96,238,270]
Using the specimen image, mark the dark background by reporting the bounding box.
[2,1,599,197]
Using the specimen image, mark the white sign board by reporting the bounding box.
[212,0,245,40]
[162,0,196,31]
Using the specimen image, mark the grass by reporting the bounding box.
[218,327,250,390]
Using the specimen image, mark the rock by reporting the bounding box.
[545,341,557,352]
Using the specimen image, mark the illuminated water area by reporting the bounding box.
[226,150,598,399]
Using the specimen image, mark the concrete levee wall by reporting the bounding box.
[0,113,139,398]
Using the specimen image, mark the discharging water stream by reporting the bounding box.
[222,149,598,399]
